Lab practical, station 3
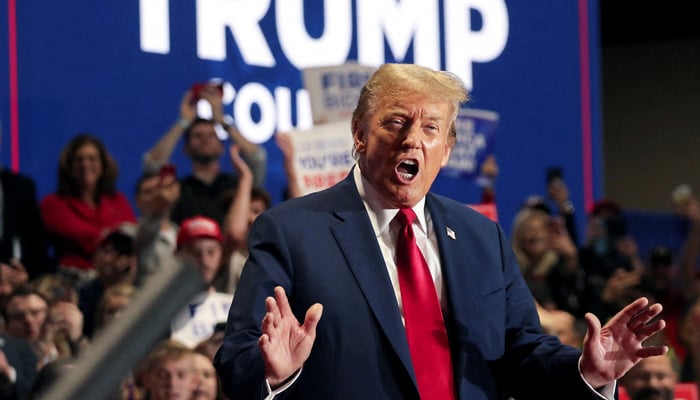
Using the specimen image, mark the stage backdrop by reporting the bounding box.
[1,0,602,239]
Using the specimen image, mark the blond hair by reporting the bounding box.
[351,63,469,144]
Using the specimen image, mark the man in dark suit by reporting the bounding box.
[0,167,50,279]
[0,333,38,400]
[214,63,667,399]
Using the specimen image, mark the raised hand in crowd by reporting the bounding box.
[614,236,645,273]
[548,174,570,210]
[223,144,254,252]
[43,301,83,340]
[147,82,267,225]
[203,86,259,161]
[546,171,578,243]
[599,268,644,310]
[275,132,302,200]
[133,173,180,286]
[144,90,197,169]
[548,216,578,270]
[137,174,181,220]
[220,144,272,294]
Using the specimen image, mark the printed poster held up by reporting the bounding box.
[440,108,499,180]
[302,62,376,125]
[287,120,354,196]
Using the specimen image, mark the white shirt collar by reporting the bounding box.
[352,165,427,237]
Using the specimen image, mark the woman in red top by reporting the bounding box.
[41,134,136,285]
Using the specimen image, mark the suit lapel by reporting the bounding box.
[426,195,480,389]
[426,194,495,396]
[328,178,416,385]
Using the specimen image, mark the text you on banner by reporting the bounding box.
[287,120,355,196]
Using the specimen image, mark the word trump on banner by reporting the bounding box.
[139,0,509,91]
[287,120,355,195]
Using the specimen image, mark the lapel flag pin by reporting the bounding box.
[446,227,456,240]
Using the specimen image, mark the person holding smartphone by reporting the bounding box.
[142,82,267,227]
[546,167,579,245]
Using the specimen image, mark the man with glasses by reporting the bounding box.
[3,285,84,368]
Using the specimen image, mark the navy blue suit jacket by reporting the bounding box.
[214,174,600,399]
[0,334,38,400]
[0,169,50,278]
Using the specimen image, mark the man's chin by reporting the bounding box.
[190,154,220,164]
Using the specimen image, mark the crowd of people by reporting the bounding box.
[0,83,272,399]
[0,65,698,400]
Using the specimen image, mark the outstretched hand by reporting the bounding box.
[579,297,667,388]
[229,144,252,180]
[258,286,323,388]
[179,90,196,122]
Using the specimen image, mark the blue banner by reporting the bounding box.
[441,108,498,180]
[1,0,602,235]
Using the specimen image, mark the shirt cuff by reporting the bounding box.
[264,368,302,400]
[6,366,16,383]
[578,357,616,400]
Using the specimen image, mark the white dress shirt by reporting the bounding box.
[353,166,448,320]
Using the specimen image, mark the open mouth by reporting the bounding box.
[396,159,419,182]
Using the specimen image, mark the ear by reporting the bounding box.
[440,126,456,167]
[440,142,452,167]
[352,120,366,154]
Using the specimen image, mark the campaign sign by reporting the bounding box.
[441,108,498,180]
[287,120,355,195]
[303,63,376,125]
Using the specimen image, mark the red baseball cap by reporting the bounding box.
[589,199,622,217]
[176,216,223,249]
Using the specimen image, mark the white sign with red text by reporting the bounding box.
[289,120,355,195]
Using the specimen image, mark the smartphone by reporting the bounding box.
[191,82,224,101]
[159,163,176,179]
[548,215,565,235]
[546,166,563,185]
[52,285,76,303]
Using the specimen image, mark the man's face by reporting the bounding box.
[5,294,48,340]
[185,122,224,164]
[146,357,195,400]
[94,243,136,286]
[353,95,453,208]
[622,356,677,400]
[183,238,222,285]
[191,353,218,400]
[517,215,550,258]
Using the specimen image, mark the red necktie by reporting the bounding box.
[395,208,455,400]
